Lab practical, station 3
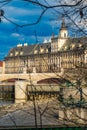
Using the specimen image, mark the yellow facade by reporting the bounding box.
[4,20,87,74]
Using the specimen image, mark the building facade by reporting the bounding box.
[4,20,87,74]
[0,61,5,74]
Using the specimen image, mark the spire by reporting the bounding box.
[51,32,54,39]
[61,17,66,29]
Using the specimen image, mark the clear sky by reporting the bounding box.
[0,0,86,60]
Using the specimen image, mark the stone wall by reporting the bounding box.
[59,106,87,124]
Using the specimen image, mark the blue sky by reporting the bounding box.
[0,0,86,60]
[0,1,54,59]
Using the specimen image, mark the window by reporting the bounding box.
[64,33,66,38]
[34,50,37,54]
[20,51,23,55]
[71,44,75,49]
[10,53,13,56]
[79,44,82,48]
[85,53,87,63]
[15,51,19,56]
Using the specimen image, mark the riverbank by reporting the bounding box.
[0,97,86,129]
[0,98,61,129]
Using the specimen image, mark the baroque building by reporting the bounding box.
[4,20,87,74]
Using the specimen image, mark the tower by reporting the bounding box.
[51,18,68,52]
[59,17,68,38]
[58,18,68,50]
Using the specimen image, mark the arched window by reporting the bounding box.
[64,33,66,38]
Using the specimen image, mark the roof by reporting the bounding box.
[60,37,87,51]
[5,36,87,59]
[0,61,3,67]
[5,42,51,58]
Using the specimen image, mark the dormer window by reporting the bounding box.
[34,50,38,54]
[85,52,87,63]
[46,49,48,53]
[15,51,19,56]
[79,44,82,48]
[71,44,75,49]
[20,51,23,55]
[10,53,13,56]
[40,47,44,53]
[64,46,67,50]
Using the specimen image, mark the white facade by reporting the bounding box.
[51,19,68,52]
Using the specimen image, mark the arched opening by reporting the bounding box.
[37,78,69,84]
[2,78,25,83]
[0,78,25,103]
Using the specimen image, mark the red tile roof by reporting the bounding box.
[0,61,3,67]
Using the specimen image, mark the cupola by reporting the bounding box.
[59,18,68,38]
